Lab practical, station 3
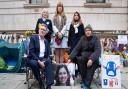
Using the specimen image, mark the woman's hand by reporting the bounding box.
[57,32,63,39]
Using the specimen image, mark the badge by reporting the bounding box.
[46,21,49,25]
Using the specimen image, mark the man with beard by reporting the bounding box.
[69,25,101,89]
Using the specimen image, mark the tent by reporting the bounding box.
[0,39,23,73]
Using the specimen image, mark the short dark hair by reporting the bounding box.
[38,23,47,29]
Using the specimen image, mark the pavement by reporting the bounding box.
[0,67,128,89]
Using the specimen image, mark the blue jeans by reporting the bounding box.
[83,84,89,89]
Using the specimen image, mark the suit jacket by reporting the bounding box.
[35,18,53,43]
[27,35,50,61]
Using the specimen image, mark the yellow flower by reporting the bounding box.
[24,30,34,37]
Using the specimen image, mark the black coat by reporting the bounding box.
[70,35,101,63]
[35,18,53,43]
[69,35,101,87]
[68,23,84,52]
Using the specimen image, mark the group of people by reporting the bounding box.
[27,2,101,89]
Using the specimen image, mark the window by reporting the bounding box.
[84,0,111,8]
[24,0,49,8]
[86,0,105,3]
[29,0,48,4]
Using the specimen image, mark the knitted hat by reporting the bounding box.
[84,24,93,32]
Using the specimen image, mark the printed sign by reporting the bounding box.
[101,55,121,88]
[118,35,128,44]
[54,63,75,86]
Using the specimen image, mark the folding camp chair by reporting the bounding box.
[23,56,46,89]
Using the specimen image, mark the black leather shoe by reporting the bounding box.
[39,84,45,89]
[39,81,45,89]
[46,85,51,89]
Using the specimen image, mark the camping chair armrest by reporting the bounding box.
[22,56,29,65]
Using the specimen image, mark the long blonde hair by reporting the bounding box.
[55,2,64,15]
[53,2,67,30]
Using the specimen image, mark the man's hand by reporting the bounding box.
[52,60,56,64]
[87,59,93,68]
[67,59,72,63]
[38,60,45,68]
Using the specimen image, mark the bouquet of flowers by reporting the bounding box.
[55,32,63,45]
[24,30,35,37]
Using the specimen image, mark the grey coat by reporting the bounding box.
[70,35,101,63]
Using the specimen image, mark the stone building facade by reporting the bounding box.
[0,0,127,33]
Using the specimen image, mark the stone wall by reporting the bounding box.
[0,0,127,32]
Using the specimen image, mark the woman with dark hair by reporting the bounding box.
[55,64,70,86]
[68,11,84,52]
[68,11,84,77]
[52,2,68,63]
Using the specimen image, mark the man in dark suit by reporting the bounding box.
[28,24,54,89]
[35,8,53,43]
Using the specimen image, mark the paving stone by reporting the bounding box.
[0,67,128,89]
[1,73,25,81]
[0,79,21,89]
[52,86,71,89]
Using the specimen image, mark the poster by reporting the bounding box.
[54,63,75,86]
[118,35,128,45]
[101,55,121,88]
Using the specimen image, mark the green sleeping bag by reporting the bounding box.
[0,57,6,69]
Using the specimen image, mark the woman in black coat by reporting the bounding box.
[68,11,84,78]
[68,11,84,53]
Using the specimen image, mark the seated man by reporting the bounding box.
[27,24,54,89]
[69,26,101,89]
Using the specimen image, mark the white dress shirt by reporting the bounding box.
[39,36,45,57]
